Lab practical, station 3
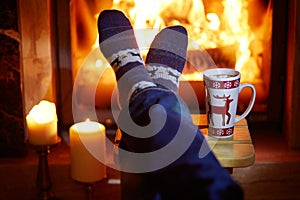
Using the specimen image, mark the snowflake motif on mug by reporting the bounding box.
[224,81,232,89]
[234,80,240,87]
[216,129,224,136]
[213,81,221,89]
[226,128,233,136]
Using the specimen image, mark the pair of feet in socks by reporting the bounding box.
[98,10,188,106]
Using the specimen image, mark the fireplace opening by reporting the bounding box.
[62,0,284,129]
[1,0,295,158]
[0,0,292,157]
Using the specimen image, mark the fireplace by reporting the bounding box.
[52,0,299,148]
[1,0,298,157]
[61,0,283,125]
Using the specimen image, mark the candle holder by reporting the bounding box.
[83,182,96,200]
[72,171,106,200]
[73,178,106,200]
[31,137,61,200]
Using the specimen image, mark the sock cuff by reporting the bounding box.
[128,81,157,100]
[116,67,155,106]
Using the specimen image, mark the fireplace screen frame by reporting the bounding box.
[51,0,288,130]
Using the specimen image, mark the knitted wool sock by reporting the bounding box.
[97,10,156,106]
[145,26,188,93]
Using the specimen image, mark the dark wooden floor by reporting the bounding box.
[234,162,300,200]
[1,127,300,200]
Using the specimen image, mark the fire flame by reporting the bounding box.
[112,0,269,82]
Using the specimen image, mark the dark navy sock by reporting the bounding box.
[97,10,155,106]
[145,26,188,93]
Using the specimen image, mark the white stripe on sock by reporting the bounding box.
[108,49,144,69]
[146,65,181,86]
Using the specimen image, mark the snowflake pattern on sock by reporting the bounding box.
[108,49,144,71]
[146,65,182,87]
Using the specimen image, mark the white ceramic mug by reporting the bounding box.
[203,68,256,138]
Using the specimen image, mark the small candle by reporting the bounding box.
[26,100,58,145]
[69,119,106,183]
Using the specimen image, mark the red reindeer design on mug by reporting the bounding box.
[208,94,234,126]
[204,68,256,138]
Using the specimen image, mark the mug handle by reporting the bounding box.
[235,83,256,123]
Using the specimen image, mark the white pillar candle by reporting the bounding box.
[26,100,58,145]
[69,119,106,183]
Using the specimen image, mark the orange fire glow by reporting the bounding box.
[70,0,272,109]
[112,0,271,83]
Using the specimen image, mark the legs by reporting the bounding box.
[98,10,243,200]
[98,10,188,105]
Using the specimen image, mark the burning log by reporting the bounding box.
[183,44,237,77]
[206,43,237,68]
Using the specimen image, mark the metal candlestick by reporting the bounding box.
[84,183,96,200]
[36,145,53,199]
[32,137,61,200]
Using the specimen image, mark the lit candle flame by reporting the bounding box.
[27,100,57,124]
[26,100,58,145]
